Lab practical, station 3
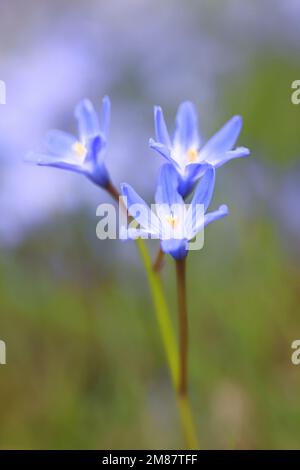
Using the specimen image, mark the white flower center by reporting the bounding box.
[165,214,179,228]
[72,141,87,162]
[186,147,198,163]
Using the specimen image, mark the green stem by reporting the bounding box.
[136,239,198,449]
[176,257,188,396]
[105,182,198,448]
[175,256,198,448]
[136,239,178,386]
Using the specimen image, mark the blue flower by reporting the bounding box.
[121,164,228,259]
[27,96,111,187]
[149,101,250,196]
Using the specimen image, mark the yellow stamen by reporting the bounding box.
[187,147,198,163]
[72,141,87,161]
[165,215,179,228]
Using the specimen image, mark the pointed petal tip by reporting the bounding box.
[25,151,50,166]
[233,114,242,122]
[177,100,197,117]
[219,204,229,215]
[75,98,93,115]
[149,137,156,147]
[239,146,250,156]
[154,105,162,114]
[180,100,195,108]
[120,182,129,194]
[102,95,111,108]
[231,114,243,129]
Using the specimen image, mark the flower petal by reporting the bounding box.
[44,130,77,160]
[173,101,200,151]
[191,167,215,212]
[75,99,100,142]
[178,162,210,197]
[206,146,250,168]
[26,151,84,174]
[160,238,188,260]
[204,204,229,228]
[200,115,243,161]
[85,135,106,166]
[155,164,187,241]
[149,138,181,171]
[154,106,171,146]
[155,164,182,207]
[187,204,228,240]
[121,183,160,235]
[185,167,215,239]
[100,95,111,137]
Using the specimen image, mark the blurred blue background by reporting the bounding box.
[0,0,300,449]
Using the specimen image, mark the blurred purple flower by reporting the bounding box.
[27,97,111,187]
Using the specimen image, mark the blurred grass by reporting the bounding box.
[224,55,300,165]
[0,212,299,449]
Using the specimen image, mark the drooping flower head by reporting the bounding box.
[27,96,111,187]
[121,164,228,259]
[150,101,250,197]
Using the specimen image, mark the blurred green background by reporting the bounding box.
[0,0,300,449]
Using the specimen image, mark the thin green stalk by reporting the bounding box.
[136,239,178,386]
[136,239,198,449]
[105,182,198,448]
[175,257,188,396]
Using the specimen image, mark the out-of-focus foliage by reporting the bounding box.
[0,213,299,449]
[225,57,300,164]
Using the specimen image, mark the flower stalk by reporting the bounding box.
[136,239,198,449]
[153,248,165,272]
[175,256,188,396]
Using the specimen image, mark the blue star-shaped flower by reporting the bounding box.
[121,164,228,260]
[150,101,250,196]
[27,96,111,187]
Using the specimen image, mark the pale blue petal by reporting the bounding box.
[149,138,181,171]
[201,115,242,160]
[206,146,250,168]
[191,167,216,212]
[121,183,160,235]
[185,168,215,239]
[75,99,100,141]
[100,95,111,137]
[26,151,84,174]
[85,135,106,166]
[173,101,200,151]
[189,204,228,239]
[155,164,182,207]
[161,238,188,260]
[204,204,229,228]
[178,162,210,197]
[154,106,171,146]
[44,130,77,158]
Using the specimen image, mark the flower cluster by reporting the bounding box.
[29,97,250,259]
